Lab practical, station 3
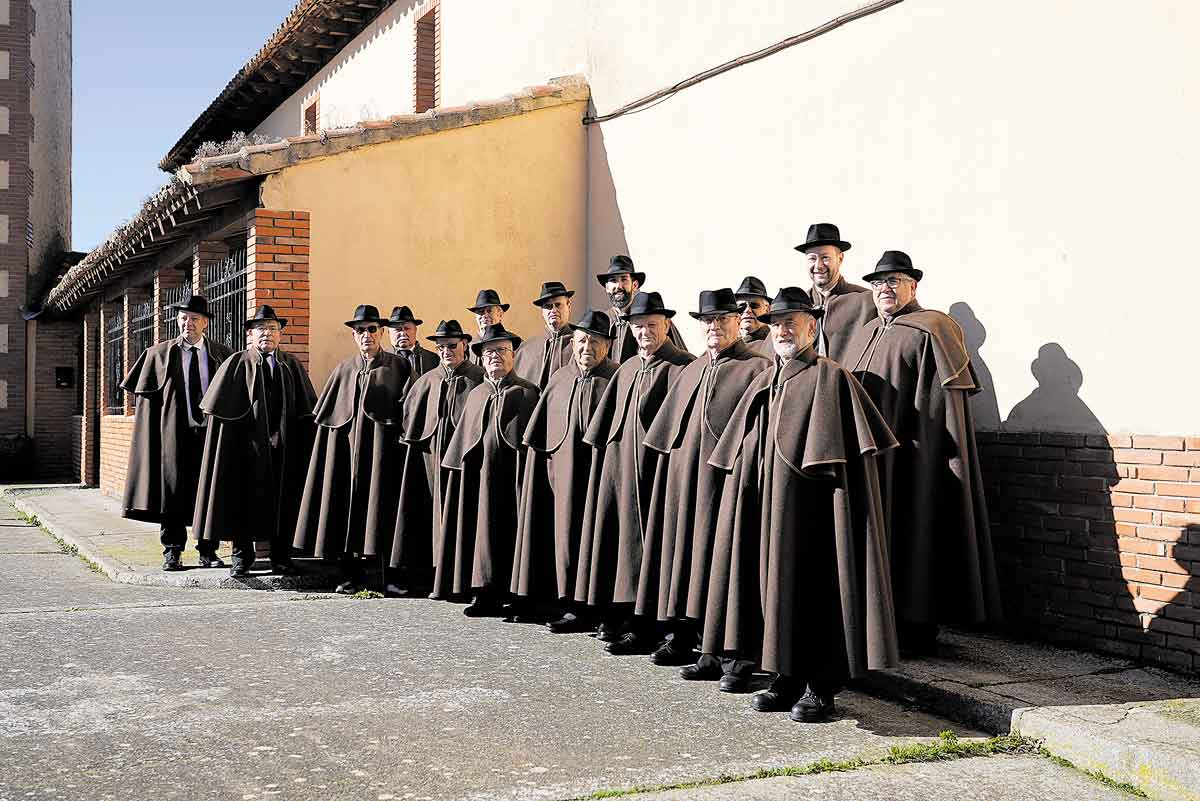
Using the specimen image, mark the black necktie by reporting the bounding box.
[187,346,203,424]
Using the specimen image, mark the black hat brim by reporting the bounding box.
[757,307,825,323]
[861,267,923,283]
[794,239,852,253]
[245,318,288,331]
[733,292,771,302]
[470,334,522,356]
[425,332,472,343]
[344,317,386,328]
[386,318,424,327]
[626,309,676,320]
[688,307,740,320]
[568,323,613,339]
[167,303,212,319]
[596,271,646,288]
[533,290,575,307]
[467,303,511,314]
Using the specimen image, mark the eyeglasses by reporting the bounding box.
[699,313,738,326]
[482,347,513,356]
[736,302,767,312]
[353,325,380,334]
[869,277,911,290]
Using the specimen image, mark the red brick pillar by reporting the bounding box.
[192,240,230,295]
[79,308,100,485]
[153,266,189,344]
[246,210,311,370]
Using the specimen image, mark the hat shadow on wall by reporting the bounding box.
[586,114,631,312]
[956,303,1198,689]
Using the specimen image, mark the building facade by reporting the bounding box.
[0,0,72,479]
[43,0,1200,672]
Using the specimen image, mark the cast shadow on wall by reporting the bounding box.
[953,302,1197,692]
[585,108,631,311]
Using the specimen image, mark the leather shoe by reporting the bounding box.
[162,551,184,572]
[751,677,801,712]
[334,580,359,595]
[680,655,723,682]
[593,620,619,642]
[547,613,594,634]
[462,595,504,617]
[198,552,226,568]
[384,582,410,597]
[719,672,752,693]
[650,638,695,666]
[271,561,300,576]
[605,631,656,655]
[790,687,836,723]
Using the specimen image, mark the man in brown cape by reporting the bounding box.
[733,276,774,357]
[512,281,574,389]
[293,305,410,594]
[385,305,439,386]
[706,286,899,722]
[597,255,688,362]
[638,288,772,668]
[574,291,695,653]
[511,310,618,632]
[845,251,1003,654]
[192,305,317,576]
[437,323,540,617]
[388,320,484,597]
[120,294,232,571]
[466,289,513,366]
[795,223,875,363]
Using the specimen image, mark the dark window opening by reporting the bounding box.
[414,5,440,113]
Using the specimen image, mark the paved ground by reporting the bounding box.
[0,494,1140,801]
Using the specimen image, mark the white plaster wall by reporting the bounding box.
[253,1,422,138]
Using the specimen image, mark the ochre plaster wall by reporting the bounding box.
[260,101,588,386]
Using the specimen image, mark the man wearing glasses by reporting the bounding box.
[437,323,541,617]
[794,223,875,364]
[389,320,485,598]
[733,276,774,357]
[192,305,317,577]
[638,288,772,673]
[293,305,410,594]
[845,251,1003,655]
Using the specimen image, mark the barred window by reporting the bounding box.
[105,308,124,414]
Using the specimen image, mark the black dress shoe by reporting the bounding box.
[334,580,359,595]
[547,613,594,634]
[593,620,619,642]
[162,551,184,572]
[751,677,802,712]
[719,672,752,693]
[272,561,300,576]
[384,582,409,597]
[790,687,836,723]
[198,552,226,568]
[680,654,723,682]
[605,631,656,655]
[462,595,504,617]
[650,638,695,666]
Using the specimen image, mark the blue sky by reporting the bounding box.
[73,1,297,251]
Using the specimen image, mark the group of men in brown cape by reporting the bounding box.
[120,222,1001,725]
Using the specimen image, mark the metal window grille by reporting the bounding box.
[204,247,248,352]
[105,309,125,414]
[129,299,155,360]
[159,279,193,342]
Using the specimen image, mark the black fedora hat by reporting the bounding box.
[532,281,576,307]
[624,290,676,319]
[757,287,825,322]
[794,222,851,253]
[167,294,212,318]
[425,319,472,343]
[244,304,287,330]
[568,309,614,339]
[688,288,740,320]
[862,250,924,283]
[468,289,510,314]
[595,254,647,288]
[733,276,770,301]
[386,305,424,327]
[344,304,385,328]
[470,323,523,356]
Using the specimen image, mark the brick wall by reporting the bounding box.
[983,431,1200,673]
[70,413,82,478]
[98,414,133,499]
[246,209,310,369]
[77,308,98,485]
[31,318,79,477]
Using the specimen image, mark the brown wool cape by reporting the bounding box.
[845,303,1004,627]
[120,337,233,525]
[609,308,690,364]
[574,340,695,607]
[389,360,485,571]
[706,349,900,681]
[293,350,410,559]
[512,358,619,601]
[395,344,440,387]
[812,278,876,364]
[512,328,573,389]
[636,341,771,622]
[435,374,541,597]
[743,325,775,358]
[192,349,317,544]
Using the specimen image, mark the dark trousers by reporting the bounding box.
[231,531,291,567]
[160,426,210,556]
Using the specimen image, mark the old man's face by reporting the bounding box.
[869,272,917,317]
[474,305,504,333]
[177,311,209,343]
[389,321,417,351]
[480,341,515,381]
[250,321,282,354]
[629,314,669,357]
[805,245,844,291]
[541,296,571,333]
[770,311,817,361]
[573,329,610,372]
[434,337,466,369]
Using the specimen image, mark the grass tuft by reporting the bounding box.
[1041,751,1148,797]
[351,589,384,600]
